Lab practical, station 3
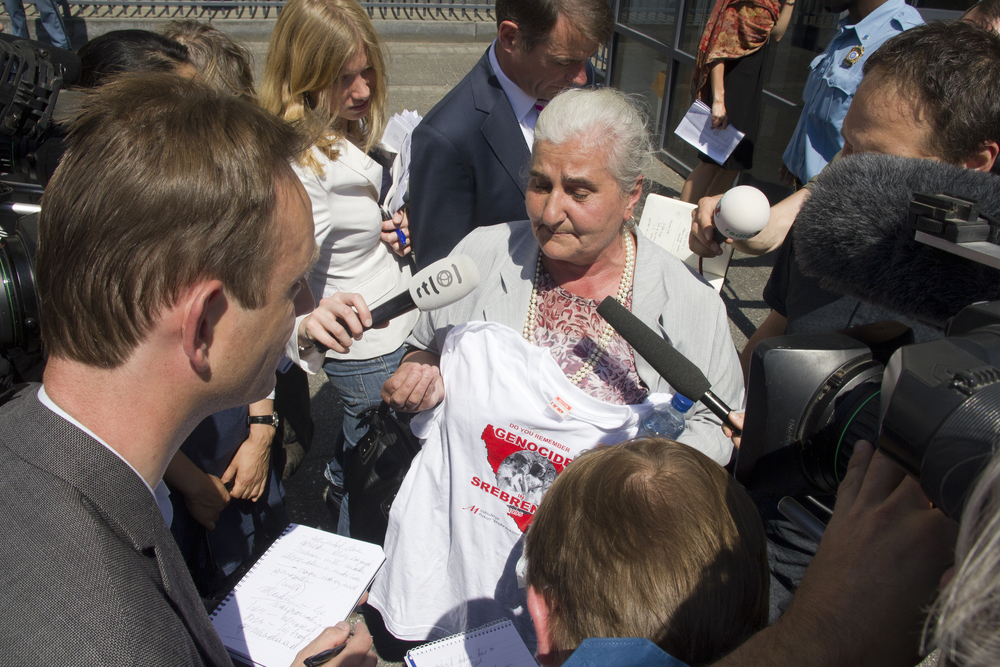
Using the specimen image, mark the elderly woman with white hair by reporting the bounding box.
[367,87,744,653]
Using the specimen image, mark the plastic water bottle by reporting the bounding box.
[638,394,695,439]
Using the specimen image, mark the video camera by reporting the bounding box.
[735,192,1000,522]
[0,34,78,391]
[1,210,40,390]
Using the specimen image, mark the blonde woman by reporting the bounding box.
[261,0,415,536]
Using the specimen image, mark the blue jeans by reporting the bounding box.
[3,0,69,48]
[322,344,406,536]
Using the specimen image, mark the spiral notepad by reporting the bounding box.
[404,619,537,667]
[209,523,385,667]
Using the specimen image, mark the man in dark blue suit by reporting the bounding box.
[408,0,614,268]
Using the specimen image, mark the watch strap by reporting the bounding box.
[248,411,280,428]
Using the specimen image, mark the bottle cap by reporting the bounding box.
[671,393,694,413]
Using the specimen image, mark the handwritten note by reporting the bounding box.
[638,193,733,292]
[210,524,385,667]
[404,619,537,667]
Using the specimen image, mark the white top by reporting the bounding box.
[369,321,676,646]
[37,385,173,527]
[488,41,540,150]
[292,139,418,361]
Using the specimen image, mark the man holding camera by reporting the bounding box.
[692,21,1000,379]
[0,74,375,666]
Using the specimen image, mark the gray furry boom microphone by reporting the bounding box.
[793,153,1000,325]
[596,297,741,433]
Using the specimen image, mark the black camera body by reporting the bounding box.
[735,303,1000,521]
[0,209,41,389]
[0,35,78,391]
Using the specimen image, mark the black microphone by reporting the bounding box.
[314,255,480,353]
[596,296,741,434]
[793,153,1000,325]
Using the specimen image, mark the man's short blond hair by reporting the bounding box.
[525,438,769,666]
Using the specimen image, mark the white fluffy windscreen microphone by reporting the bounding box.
[714,185,771,240]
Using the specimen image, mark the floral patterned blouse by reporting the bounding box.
[527,265,649,405]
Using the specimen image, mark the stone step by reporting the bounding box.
[2,15,497,46]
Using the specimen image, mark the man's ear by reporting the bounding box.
[497,20,521,54]
[181,279,226,375]
[964,140,999,172]
[528,585,560,666]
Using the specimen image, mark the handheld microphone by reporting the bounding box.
[712,185,770,245]
[596,296,741,434]
[314,254,480,353]
[793,153,1000,324]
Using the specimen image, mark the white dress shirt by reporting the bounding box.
[488,40,543,150]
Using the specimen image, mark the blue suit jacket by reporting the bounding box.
[408,46,594,269]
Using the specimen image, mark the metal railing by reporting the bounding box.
[27,0,496,20]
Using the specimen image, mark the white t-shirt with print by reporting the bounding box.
[368,321,678,646]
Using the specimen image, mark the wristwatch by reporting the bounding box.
[248,411,280,429]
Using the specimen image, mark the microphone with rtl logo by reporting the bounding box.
[313,255,480,353]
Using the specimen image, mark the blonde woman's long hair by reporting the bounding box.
[260,0,388,174]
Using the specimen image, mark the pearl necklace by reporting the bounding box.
[523,233,636,385]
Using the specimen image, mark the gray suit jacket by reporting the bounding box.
[0,385,233,667]
[408,46,595,269]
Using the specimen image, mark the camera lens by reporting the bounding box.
[0,224,40,353]
[796,357,884,494]
[0,242,22,349]
[798,380,882,494]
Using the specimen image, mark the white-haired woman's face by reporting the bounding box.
[526,137,640,267]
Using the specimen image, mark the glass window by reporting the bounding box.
[762,3,844,103]
[662,60,701,169]
[742,103,802,198]
[680,0,716,56]
[911,0,972,8]
[610,0,927,188]
[619,0,679,46]
[741,3,845,195]
[611,35,670,146]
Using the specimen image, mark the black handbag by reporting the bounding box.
[347,401,422,546]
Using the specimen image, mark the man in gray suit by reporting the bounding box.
[0,74,375,667]
[407,0,614,269]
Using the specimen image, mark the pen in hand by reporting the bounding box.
[303,640,349,667]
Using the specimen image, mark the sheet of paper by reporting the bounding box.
[638,193,733,292]
[404,619,537,667]
[389,129,413,215]
[381,109,422,215]
[673,99,745,165]
[381,110,421,153]
[210,524,385,667]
